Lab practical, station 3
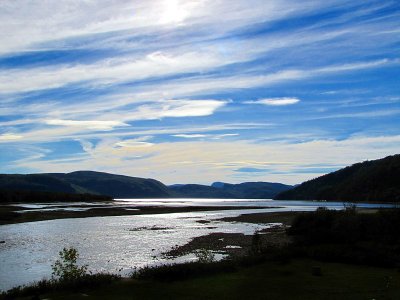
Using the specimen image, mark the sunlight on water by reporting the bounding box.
[0,199,393,291]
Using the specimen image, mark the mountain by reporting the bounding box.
[213,182,293,199]
[0,171,172,199]
[169,184,234,198]
[274,154,400,202]
[0,171,292,200]
[0,189,112,203]
[170,182,292,199]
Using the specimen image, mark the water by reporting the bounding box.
[0,199,393,291]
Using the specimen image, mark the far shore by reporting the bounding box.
[0,204,279,225]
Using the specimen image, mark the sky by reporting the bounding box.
[0,0,399,185]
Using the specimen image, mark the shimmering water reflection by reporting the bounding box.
[0,199,393,291]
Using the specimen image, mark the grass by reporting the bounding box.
[7,259,399,300]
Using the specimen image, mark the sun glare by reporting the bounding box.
[160,0,191,25]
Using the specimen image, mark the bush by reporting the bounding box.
[194,248,215,263]
[1,248,118,299]
[287,208,400,266]
[51,247,88,282]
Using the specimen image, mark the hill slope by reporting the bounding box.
[274,154,400,202]
[213,182,293,199]
[0,172,292,200]
[170,182,292,199]
[0,171,172,200]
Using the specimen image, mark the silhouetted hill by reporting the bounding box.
[0,171,172,201]
[214,182,293,199]
[171,182,292,199]
[170,184,234,198]
[0,189,111,203]
[0,174,77,194]
[52,171,172,198]
[0,171,292,201]
[274,154,400,202]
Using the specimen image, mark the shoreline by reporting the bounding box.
[0,204,279,225]
[164,211,299,259]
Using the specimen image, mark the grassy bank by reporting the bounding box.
[3,258,400,300]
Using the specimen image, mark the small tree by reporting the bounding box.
[194,248,215,263]
[51,247,88,282]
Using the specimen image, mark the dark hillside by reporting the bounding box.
[171,182,292,199]
[216,182,292,199]
[275,154,400,202]
[53,171,172,198]
[170,184,234,198]
[0,171,172,200]
[0,174,76,194]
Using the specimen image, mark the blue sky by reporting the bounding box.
[0,0,399,185]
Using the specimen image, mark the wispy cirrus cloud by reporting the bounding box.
[10,134,400,184]
[0,0,399,183]
[173,134,208,139]
[0,133,23,141]
[46,119,129,131]
[0,0,360,54]
[245,97,300,106]
[172,133,239,139]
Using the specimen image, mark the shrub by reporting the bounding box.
[51,247,88,282]
[194,248,215,263]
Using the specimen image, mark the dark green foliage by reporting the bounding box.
[275,154,400,202]
[133,261,238,282]
[133,255,275,282]
[1,247,119,299]
[287,208,400,266]
[0,189,111,203]
[1,273,119,299]
[288,208,400,245]
[194,248,216,263]
[52,247,88,281]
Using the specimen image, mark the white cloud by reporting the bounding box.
[0,133,23,141]
[12,134,400,185]
[1,1,393,96]
[132,100,227,120]
[173,134,208,138]
[0,122,269,144]
[46,119,129,131]
[311,108,400,120]
[0,50,233,94]
[0,0,349,54]
[77,140,94,153]
[212,133,239,139]
[114,140,154,148]
[172,133,239,139]
[246,97,300,106]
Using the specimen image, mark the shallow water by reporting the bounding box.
[0,199,393,291]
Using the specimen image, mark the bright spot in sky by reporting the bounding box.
[160,0,191,25]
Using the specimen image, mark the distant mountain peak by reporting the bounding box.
[211,182,226,188]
